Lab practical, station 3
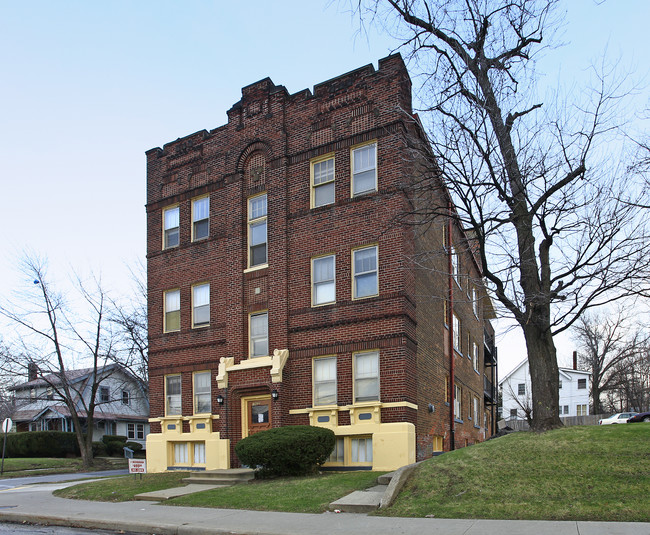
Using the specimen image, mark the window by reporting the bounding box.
[472,286,479,317]
[164,289,181,332]
[445,376,450,403]
[351,142,377,196]
[312,255,336,306]
[327,437,345,463]
[100,386,109,403]
[192,196,209,241]
[443,299,449,327]
[249,311,268,358]
[576,404,587,416]
[193,371,211,414]
[174,442,188,464]
[313,357,337,406]
[564,405,569,414]
[166,375,181,416]
[472,341,479,371]
[354,351,379,402]
[46,387,54,400]
[559,380,562,389]
[451,245,460,286]
[163,206,179,249]
[248,194,267,268]
[577,378,587,389]
[192,283,210,327]
[351,437,373,463]
[311,155,335,207]
[510,408,518,418]
[194,442,206,464]
[122,390,130,405]
[473,397,479,424]
[517,383,526,396]
[453,313,461,353]
[127,423,144,440]
[454,384,462,420]
[353,246,378,299]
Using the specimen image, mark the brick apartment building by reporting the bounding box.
[145,54,498,472]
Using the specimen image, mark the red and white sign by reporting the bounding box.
[128,458,147,474]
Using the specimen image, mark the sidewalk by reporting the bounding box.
[1,479,648,535]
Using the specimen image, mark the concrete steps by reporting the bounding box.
[182,468,255,485]
[329,472,395,513]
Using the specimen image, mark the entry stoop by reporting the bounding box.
[182,468,255,485]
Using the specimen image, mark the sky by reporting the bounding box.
[0,0,648,379]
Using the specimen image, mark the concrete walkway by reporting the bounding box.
[0,479,648,535]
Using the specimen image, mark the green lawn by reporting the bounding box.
[54,471,385,513]
[0,457,126,477]
[380,424,650,521]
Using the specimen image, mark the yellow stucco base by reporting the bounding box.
[146,416,230,473]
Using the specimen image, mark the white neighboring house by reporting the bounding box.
[9,364,150,448]
[500,359,591,420]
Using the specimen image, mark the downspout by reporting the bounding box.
[447,203,455,451]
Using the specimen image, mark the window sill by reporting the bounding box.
[244,263,268,273]
[454,418,464,424]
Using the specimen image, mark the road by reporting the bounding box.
[0,521,134,534]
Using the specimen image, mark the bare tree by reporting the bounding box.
[0,256,118,469]
[356,0,650,430]
[572,311,646,414]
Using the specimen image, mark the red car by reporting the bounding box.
[627,411,650,423]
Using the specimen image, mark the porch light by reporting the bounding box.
[271,389,279,401]
[216,394,225,405]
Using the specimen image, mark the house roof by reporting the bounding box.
[499,358,590,385]
[9,364,119,391]
[12,403,149,423]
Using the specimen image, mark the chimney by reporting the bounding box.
[28,362,39,381]
[573,351,577,371]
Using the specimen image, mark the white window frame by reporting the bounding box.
[518,383,526,395]
[312,254,336,306]
[165,375,182,416]
[350,436,373,464]
[351,142,377,197]
[99,386,109,403]
[472,286,479,318]
[122,390,130,405]
[192,196,209,241]
[454,384,462,420]
[472,341,479,371]
[352,245,378,299]
[354,350,379,403]
[248,193,268,268]
[451,245,460,287]
[311,154,335,208]
[192,283,210,328]
[313,356,337,406]
[193,371,211,414]
[163,205,180,250]
[453,313,461,354]
[577,378,587,389]
[249,311,269,358]
[164,289,181,333]
[473,396,480,424]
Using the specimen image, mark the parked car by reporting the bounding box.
[598,412,638,425]
[627,411,650,423]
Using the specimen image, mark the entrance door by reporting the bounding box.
[246,397,272,436]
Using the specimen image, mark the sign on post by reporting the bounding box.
[2,418,11,433]
[1,417,12,475]
[128,458,147,474]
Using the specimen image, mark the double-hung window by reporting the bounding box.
[163,206,180,249]
[454,384,462,420]
[164,289,180,332]
[577,378,587,389]
[451,245,460,287]
[472,341,479,371]
[166,375,181,416]
[193,371,211,414]
[192,283,210,328]
[312,255,335,305]
[122,390,130,405]
[127,423,145,440]
[312,155,335,207]
[351,142,377,196]
[192,196,209,241]
[452,313,461,353]
[354,351,379,402]
[473,397,480,424]
[313,357,337,406]
[249,311,268,358]
[100,386,109,403]
[248,194,267,268]
[353,245,378,299]
[472,286,479,318]
[518,383,526,395]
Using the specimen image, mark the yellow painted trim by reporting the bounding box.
[288,400,418,416]
[240,394,272,439]
[350,140,377,198]
[310,152,335,209]
[190,194,210,243]
[243,263,268,273]
[217,357,234,389]
[310,254,336,307]
[270,349,289,383]
[351,244,379,300]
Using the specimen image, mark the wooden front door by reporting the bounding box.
[246,397,272,436]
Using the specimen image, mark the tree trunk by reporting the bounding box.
[523,324,563,431]
[592,384,602,415]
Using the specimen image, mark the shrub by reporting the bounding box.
[4,431,81,458]
[101,434,127,446]
[125,441,143,452]
[92,441,107,457]
[235,425,335,477]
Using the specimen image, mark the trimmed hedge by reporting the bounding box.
[235,425,335,477]
[3,431,81,458]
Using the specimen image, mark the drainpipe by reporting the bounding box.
[447,203,455,451]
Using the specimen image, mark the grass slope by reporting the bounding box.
[1,457,126,478]
[380,425,650,521]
